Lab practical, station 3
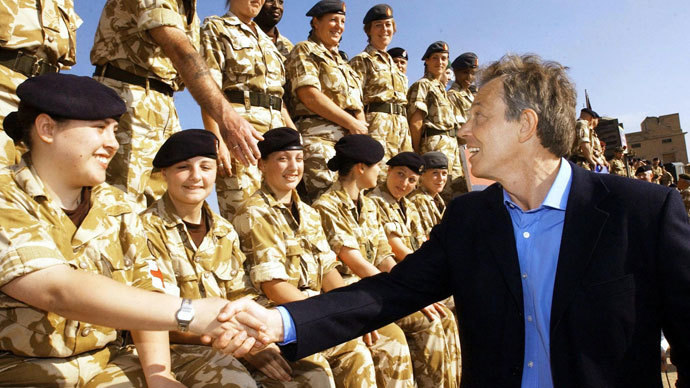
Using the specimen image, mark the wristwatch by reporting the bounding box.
[175,298,195,332]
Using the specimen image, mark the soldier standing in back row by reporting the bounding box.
[254,0,294,60]
[608,146,628,177]
[388,47,408,74]
[286,0,367,203]
[447,52,478,126]
[407,41,466,201]
[200,0,295,220]
[350,4,412,180]
[570,107,605,171]
[91,0,262,211]
[0,0,81,167]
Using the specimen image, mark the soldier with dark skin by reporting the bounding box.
[254,0,294,59]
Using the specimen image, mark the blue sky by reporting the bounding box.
[68,1,690,207]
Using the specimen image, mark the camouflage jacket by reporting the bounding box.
[447,82,473,125]
[313,181,393,278]
[608,157,627,177]
[140,193,256,301]
[681,187,690,218]
[349,44,407,105]
[0,157,165,358]
[407,74,457,131]
[286,36,363,117]
[90,0,200,89]
[408,186,445,240]
[367,184,426,252]
[233,186,339,301]
[0,0,81,68]
[200,11,285,98]
[273,27,293,60]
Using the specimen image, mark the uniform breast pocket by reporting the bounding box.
[227,34,258,82]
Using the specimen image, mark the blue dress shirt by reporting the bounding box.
[503,159,572,388]
[279,159,573,387]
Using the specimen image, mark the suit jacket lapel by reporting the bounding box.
[551,165,610,332]
[483,184,524,310]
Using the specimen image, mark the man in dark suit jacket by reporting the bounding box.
[216,54,689,387]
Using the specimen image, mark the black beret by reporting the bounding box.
[153,129,218,168]
[3,73,126,142]
[422,151,448,170]
[422,41,449,60]
[306,0,345,17]
[387,152,425,175]
[259,127,303,158]
[451,52,478,70]
[387,47,408,60]
[339,50,349,61]
[363,4,393,24]
[580,108,600,119]
[327,134,384,171]
[635,165,652,175]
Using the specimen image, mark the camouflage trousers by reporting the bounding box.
[215,103,283,220]
[366,111,413,182]
[420,134,467,201]
[95,76,180,212]
[321,338,377,388]
[0,344,134,387]
[0,65,26,167]
[368,323,416,388]
[396,308,462,388]
[296,118,348,203]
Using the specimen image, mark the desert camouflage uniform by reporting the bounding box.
[200,11,287,220]
[367,184,427,252]
[571,119,604,171]
[651,165,664,184]
[140,193,333,388]
[608,156,627,177]
[408,75,466,200]
[91,0,199,211]
[680,187,690,219]
[0,156,165,387]
[447,82,473,126]
[273,28,294,60]
[286,37,364,202]
[0,0,81,167]
[350,45,412,180]
[409,185,445,240]
[234,185,415,387]
[314,181,461,388]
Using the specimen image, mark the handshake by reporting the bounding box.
[191,297,285,357]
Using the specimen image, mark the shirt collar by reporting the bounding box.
[503,158,572,211]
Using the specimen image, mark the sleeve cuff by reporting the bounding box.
[276,305,297,345]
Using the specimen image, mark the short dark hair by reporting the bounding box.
[479,54,576,158]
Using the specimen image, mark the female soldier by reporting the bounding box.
[286,0,367,202]
[141,129,334,388]
[447,52,479,126]
[314,135,460,388]
[0,74,262,387]
[200,0,295,220]
[407,41,467,200]
[349,4,411,179]
[408,151,449,239]
[234,128,415,388]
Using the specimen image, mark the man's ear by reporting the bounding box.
[517,108,538,144]
[34,113,58,144]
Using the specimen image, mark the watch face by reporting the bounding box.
[177,309,194,321]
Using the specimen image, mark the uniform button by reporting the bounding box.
[230,269,238,277]
[523,231,530,239]
[527,315,533,322]
[81,327,92,337]
[79,262,88,269]
[194,257,201,263]
[124,259,132,267]
[47,36,54,42]
[528,361,534,368]
[203,273,210,278]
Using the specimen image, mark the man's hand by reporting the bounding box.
[244,344,293,382]
[215,138,233,177]
[217,105,263,166]
[420,302,448,321]
[192,298,269,357]
[362,330,379,346]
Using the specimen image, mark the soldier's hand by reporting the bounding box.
[211,298,284,345]
[219,107,263,166]
[347,117,369,135]
[362,330,380,346]
[244,344,293,382]
[216,139,233,177]
[145,372,186,388]
[420,304,441,321]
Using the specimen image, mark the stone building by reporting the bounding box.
[625,113,688,164]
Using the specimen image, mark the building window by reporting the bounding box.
[631,143,641,148]
[662,138,673,144]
